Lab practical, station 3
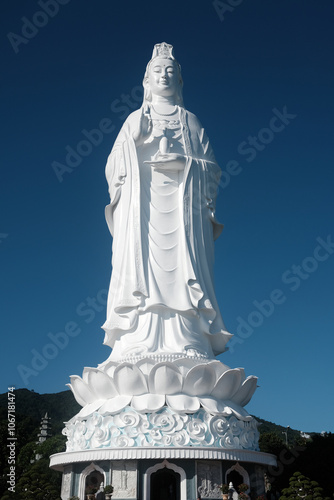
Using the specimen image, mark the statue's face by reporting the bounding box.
[147,58,179,98]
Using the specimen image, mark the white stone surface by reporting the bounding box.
[63,408,259,452]
[68,357,257,422]
[102,41,231,361]
[50,448,277,468]
[111,461,137,498]
[60,465,72,500]
[197,461,222,498]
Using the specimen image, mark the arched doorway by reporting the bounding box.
[226,470,243,490]
[225,463,250,493]
[85,469,104,498]
[144,460,186,500]
[150,467,180,500]
[78,462,106,500]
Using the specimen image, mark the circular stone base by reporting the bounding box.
[50,446,276,470]
[63,407,260,452]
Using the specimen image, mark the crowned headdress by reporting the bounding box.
[151,42,175,60]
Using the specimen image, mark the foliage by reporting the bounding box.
[255,416,301,446]
[15,458,61,500]
[258,432,292,492]
[104,484,114,494]
[260,432,334,498]
[35,434,66,458]
[259,431,287,454]
[0,406,40,496]
[0,434,65,499]
[17,441,37,471]
[0,389,80,433]
[292,433,334,498]
[0,389,77,498]
[237,483,249,492]
[220,484,229,494]
[280,471,330,500]
[238,493,248,500]
[86,485,98,494]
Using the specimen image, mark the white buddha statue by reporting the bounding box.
[61,43,260,459]
[103,42,232,361]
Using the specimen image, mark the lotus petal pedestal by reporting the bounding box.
[50,356,276,500]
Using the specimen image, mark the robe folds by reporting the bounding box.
[103,106,232,360]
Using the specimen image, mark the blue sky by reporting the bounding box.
[1,0,333,434]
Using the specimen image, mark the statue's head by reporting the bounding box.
[143,42,184,106]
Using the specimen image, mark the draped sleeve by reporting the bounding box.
[184,111,224,240]
[105,128,128,236]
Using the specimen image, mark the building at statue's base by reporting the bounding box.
[50,358,277,499]
[50,447,276,500]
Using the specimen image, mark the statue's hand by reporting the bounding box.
[133,105,152,146]
[146,153,187,171]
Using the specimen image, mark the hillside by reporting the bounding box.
[0,388,80,435]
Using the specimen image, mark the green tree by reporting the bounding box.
[15,458,61,500]
[35,434,66,459]
[16,441,37,472]
[259,432,292,493]
[259,431,287,455]
[0,408,39,497]
[280,471,329,500]
[0,433,65,500]
[292,433,334,498]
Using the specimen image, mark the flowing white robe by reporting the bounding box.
[103,106,232,360]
